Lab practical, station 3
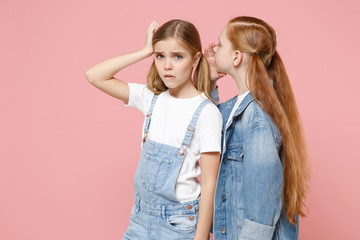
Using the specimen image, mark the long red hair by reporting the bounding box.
[227,16,309,224]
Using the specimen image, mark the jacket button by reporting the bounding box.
[189,216,194,221]
[222,194,226,200]
[179,149,184,155]
[220,228,226,234]
[187,205,192,210]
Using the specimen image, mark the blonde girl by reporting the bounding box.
[86,20,222,240]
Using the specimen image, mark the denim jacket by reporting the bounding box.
[211,88,298,240]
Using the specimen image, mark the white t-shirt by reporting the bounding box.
[223,91,250,149]
[126,83,222,202]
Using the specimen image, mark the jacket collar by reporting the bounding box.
[222,92,255,129]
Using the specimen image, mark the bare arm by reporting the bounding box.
[194,152,220,240]
[85,21,160,104]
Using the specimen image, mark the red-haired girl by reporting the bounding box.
[206,16,309,240]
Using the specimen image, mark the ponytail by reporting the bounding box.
[267,51,309,222]
[247,51,309,224]
[194,55,214,103]
[247,52,281,112]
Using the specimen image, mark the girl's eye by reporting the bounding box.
[174,55,183,60]
[156,54,164,59]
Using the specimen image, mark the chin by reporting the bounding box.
[162,81,177,89]
[164,84,178,89]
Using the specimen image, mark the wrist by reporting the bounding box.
[140,47,153,58]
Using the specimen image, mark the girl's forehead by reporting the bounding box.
[154,38,191,53]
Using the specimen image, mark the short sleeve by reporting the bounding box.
[126,83,154,115]
[197,103,223,153]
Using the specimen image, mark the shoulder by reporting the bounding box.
[204,101,222,116]
[199,94,222,118]
[243,100,281,143]
[198,100,222,128]
[243,101,271,129]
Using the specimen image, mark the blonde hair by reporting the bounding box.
[227,16,310,224]
[146,19,213,101]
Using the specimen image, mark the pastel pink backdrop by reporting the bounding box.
[1,0,359,239]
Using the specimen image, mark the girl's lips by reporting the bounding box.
[164,75,175,78]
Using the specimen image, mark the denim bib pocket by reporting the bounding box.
[139,151,173,192]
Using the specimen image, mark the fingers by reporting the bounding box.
[152,21,160,33]
[204,47,209,58]
[144,21,160,56]
[209,43,216,55]
[148,21,160,34]
[146,21,160,40]
[205,43,216,57]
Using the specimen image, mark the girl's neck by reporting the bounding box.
[168,79,199,99]
[231,69,249,95]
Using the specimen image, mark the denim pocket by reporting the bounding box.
[227,148,244,184]
[166,213,197,233]
[226,148,244,162]
[139,151,173,192]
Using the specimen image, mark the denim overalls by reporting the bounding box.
[123,94,210,240]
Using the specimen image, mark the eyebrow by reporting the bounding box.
[154,51,185,55]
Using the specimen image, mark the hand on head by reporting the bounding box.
[144,21,160,57]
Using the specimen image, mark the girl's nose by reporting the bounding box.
[164,59,172,70]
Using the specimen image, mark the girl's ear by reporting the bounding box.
[233,50,243,67]
[193,52,202,68]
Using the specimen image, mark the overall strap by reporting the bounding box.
[178,99,211,155]
[143,94,159,142]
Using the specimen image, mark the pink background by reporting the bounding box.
[1,0,359,239]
